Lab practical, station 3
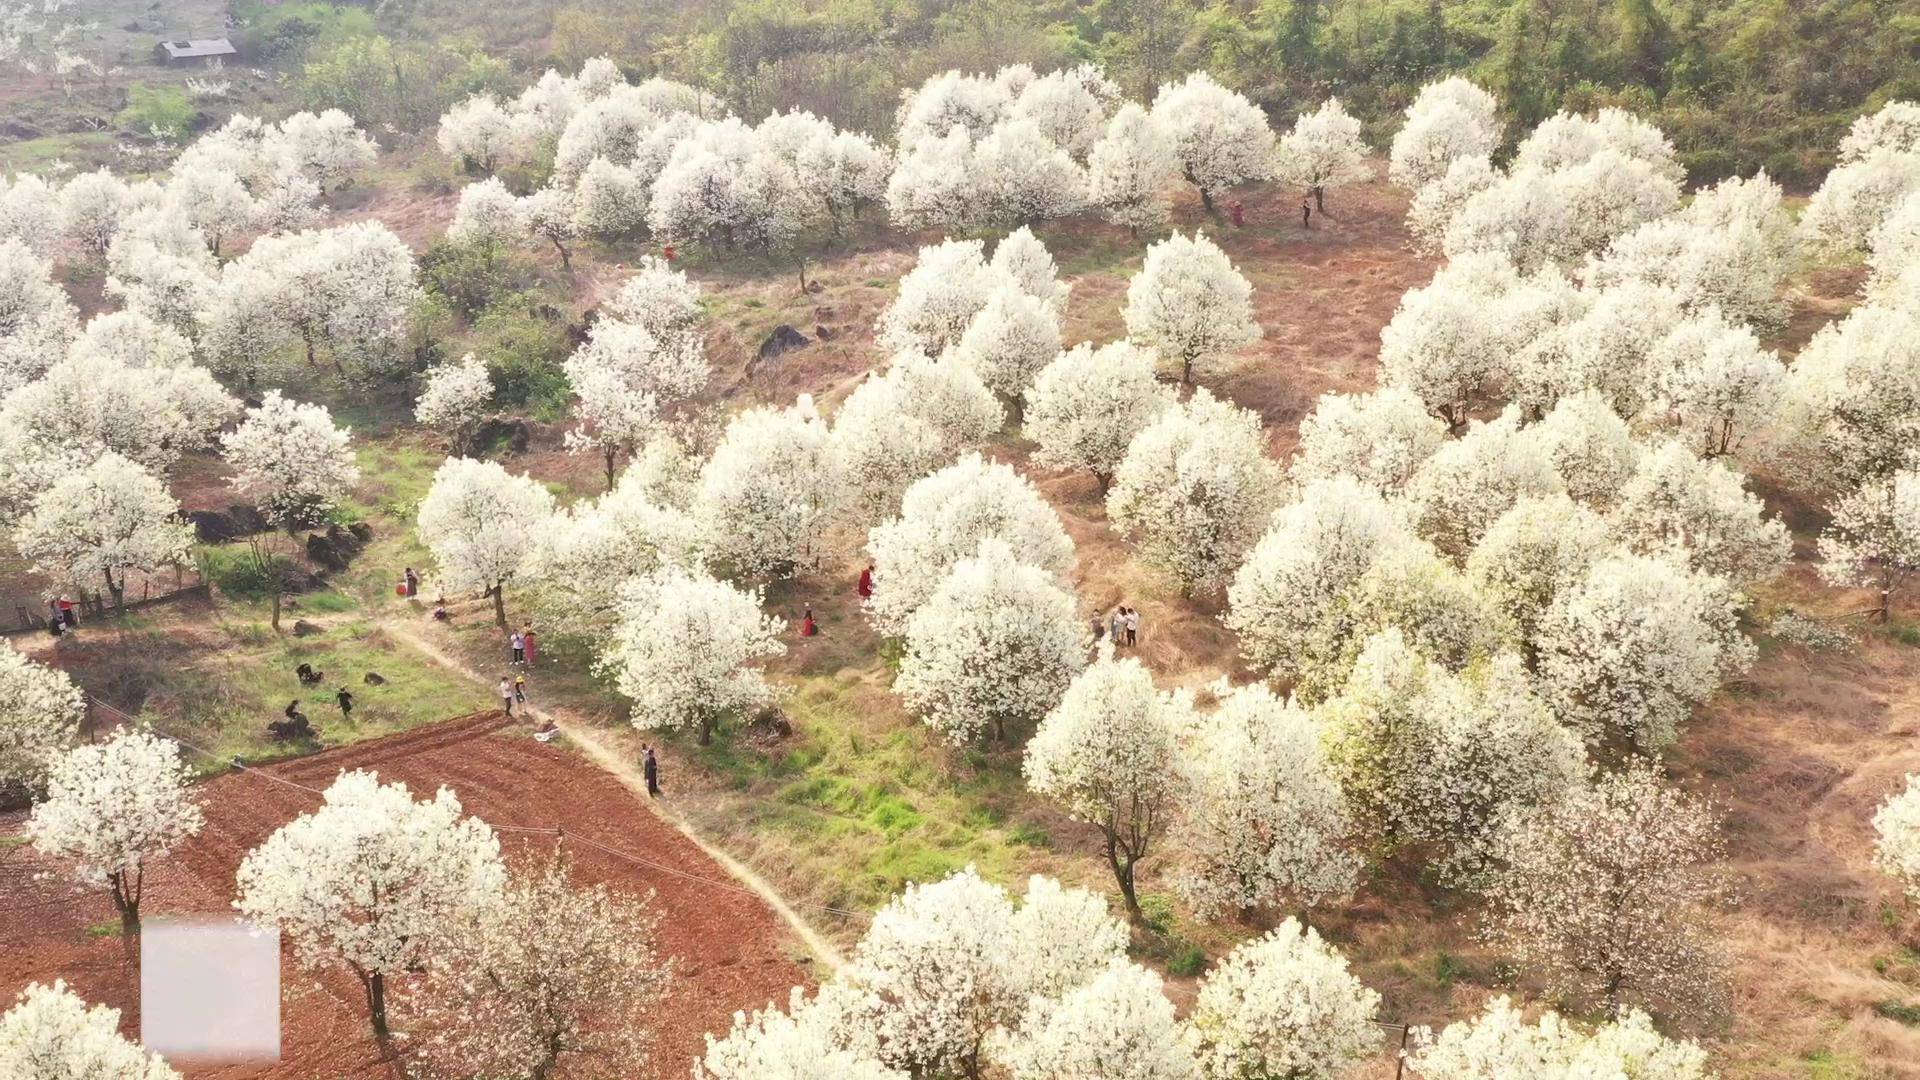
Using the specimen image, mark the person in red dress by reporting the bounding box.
[857,564,874,599]
[801,607,817,637]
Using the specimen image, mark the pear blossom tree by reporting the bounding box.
[877,239,998,357]
[832,353,1004,521]
[1646,308,1787,457]
[1088,104,1178,234]
[1536,552,1755,751]
[1175,680,1360,919]
[1181,919,1381,1080]
[220,392,361,630]
[1775,305,1920,491]
[1276,98,1371,212]
[416,458,556,626]
[698,990,907,1080]
[55,168,132,259]
[1873,773,1920,901]
[1023,340,1174,489]
[446,178,529,249]
[1008,64,1120,158]
[1818,468,1920,621]
[1610,440,1791,585]
[14,453,194,612]
[885,128,981,232]
[1122,232,1259,384]
[0,238,79,394]
[0,649,82,803]
[995,961,1198,1080]
[398,856,670,1080]
[1801,147,1920,254]
[27,730,203,941]
[796,128,890,239]
[1481,762,1730,1021]
[273,109,378,194]
[414,352,494,454]
[437,93,521,172]
[1465,495,1612,639]
[1107,388,1280,593]
[526,450,703,637]
[1511,280,1684,419]
[695,395,843,577]
[1526,388,1638,507]
[896,539,1085,744]
[1289,387,1446,492]
[1388,77,1502,190]
[895,69,1010,149]
[990,226,1069,310]
[0,981,181,1080]
[597,566,785,745]
[970,120,1089,227]
[865,454,1075,635]
[235,770,508,1039]
[1404,152,1499,253]
[954,286,1062,401]
[1408,405,1564,557]
[1148,72,1275,215]
[1408,997,1710,1079]
[1024,651,1193,920]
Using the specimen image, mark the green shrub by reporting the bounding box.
[472,301,573,419]
[118,85,195,139]
[1167,944,1208,977]
[421,238,533,319]
[199,546,280,599]
[1136,892,1176,935]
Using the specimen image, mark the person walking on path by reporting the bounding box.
[336,687,354,722]
[643,745,660,797]
[1109,607,1124,645]
[1229,201,1245,228]
[510,630,525,664]
[1301,197,1312,229]
[857,564,874,599]
[498,676,515,716]
[514,673,527,704]
[404,568,419,597]
[1125,607,1140,647]
[801,607,817,637]
[521,624,538,665]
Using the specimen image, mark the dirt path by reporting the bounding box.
[378,618,851,971]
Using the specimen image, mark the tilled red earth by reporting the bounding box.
[0,712,812,1078]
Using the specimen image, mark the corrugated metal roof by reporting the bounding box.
[161,38,236,59]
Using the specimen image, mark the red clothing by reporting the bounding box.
[857,568,873,599]
[522,631,538,664]
[801,615,817,637]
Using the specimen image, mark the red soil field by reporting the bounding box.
[0,711,813,1079]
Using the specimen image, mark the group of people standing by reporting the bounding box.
[1103,605,1142,647]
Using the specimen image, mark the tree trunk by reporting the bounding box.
[491,583,507,627]
[551,235,572,269]
[1314,184,1326,213]
[367,971,390,1038]
[1104,838,1142,923]
[605,447,619,491]
[796,256,809,293]
[699,716,714,746]
[110,870,141,956]
[1198,185,1216,217]
[1181,355,1195,386]
[270,589,283,633]
[103,569,124,613]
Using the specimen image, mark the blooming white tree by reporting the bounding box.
[886,128,982,232]
[1025,651,1191,920]
[236,770,507,1038]
[1318,630,1587,873]
[597,566,785,745]
[877,239,998,356]
[833,352,1003,521]
[896,539,1085,744]
[990,226,1070,311]
[221,391,360,528]
[103,205,217,337]
[795,128,890,237]
[398,856,669,1080]
[1388,76,1501,190]
[865,453,1075,635]
[1225,476,1413,685]
[1088,104,1178,234]
[954,286,1062,402]
[0,981,181,1080]
[1446,151,1680,272]
[1107,388,1280,593]
[438,93,521,172]
[0,172,60,256]
[1646,307,1787,457]
[1024,340,1173,488]
[1818,468,1920,622]
[1408,996,1710,1079]
[27,729,203,940]
[1149,72,1275,214]
[274,109,378,193]
[1512,280,1684,419]
[1610,440,1790,584]
[414,352,493,454]
[1526,388,1638,507]
[1874,773,1920,902]
[1536,551,1754,751]
[446,177,529,249]
[416,458,556,625]
[1406,153,1499,254]
[1008,64,1119,159]
[995,960,1197,1080]
[1584,213,1791,332]
[695,395,843,577]
[1175,680,1358,919]
[1122,231,1259,384]
[1775,304,1920,490]
[896,69,1010,149]
[56,168,132,258]
[0,238,79,394]
[1181,919,1381,1080]
[698,988,907,1080]
[1512,108,1683,183]
[1466,494,1612,639]
[0,649,82,803]
[526,447,703,636]
[831,868,1128,1077]
[1802,147,1920,253]
[201,222,422,383]
[1408,405,1564,556]
[1276,98,1371,212]
[1481,762,1729,1021]
[14,454,194,612]
[970,120,1089,226]
[1290,387,1446,492]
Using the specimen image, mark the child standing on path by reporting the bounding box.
[514,673,527,704]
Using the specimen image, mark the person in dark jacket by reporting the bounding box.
[336,687,354,721]
[643,744,660,797]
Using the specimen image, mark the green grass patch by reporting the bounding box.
[86,920,123,938]
[1874,999,1920,1025]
